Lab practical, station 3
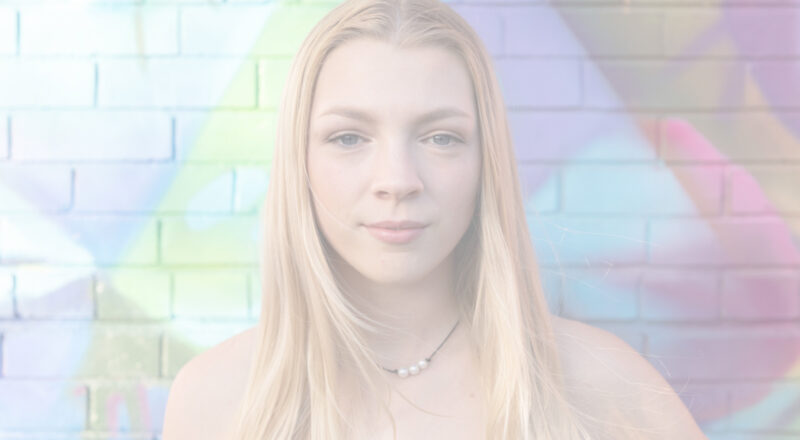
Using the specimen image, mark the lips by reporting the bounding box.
[365,220,428,230]
[364,224,427,244]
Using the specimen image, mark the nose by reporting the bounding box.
[370,141,424,202]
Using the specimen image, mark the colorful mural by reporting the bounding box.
[0,0,797,438]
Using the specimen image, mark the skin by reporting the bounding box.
[306,38,481,369]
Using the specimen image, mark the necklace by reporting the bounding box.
[379,319,460,378]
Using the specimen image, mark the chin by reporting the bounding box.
[364,266,428,285]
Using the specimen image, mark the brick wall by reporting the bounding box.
[0,0,798,439]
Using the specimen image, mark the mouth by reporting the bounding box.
[364,220,429,230]
[363,224,427,244]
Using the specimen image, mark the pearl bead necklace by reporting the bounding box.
[379,319,460,378]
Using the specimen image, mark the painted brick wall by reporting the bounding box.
[0,0,798,439]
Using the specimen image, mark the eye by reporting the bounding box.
[427,134,463,147]
[329,133,364,147]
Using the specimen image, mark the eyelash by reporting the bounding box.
[327,133,464,148]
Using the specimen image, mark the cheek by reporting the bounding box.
[439,156,481,213]
[308,153,359,224]
[307,154,336,220]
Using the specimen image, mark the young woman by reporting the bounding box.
[162,1,709,439]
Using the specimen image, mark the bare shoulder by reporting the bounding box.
[550,316,656,390]
[162,326,259,440]
[550,316,708,440]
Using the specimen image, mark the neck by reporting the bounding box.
[332,255,462,369]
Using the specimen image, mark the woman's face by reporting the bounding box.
[306,39,481,285]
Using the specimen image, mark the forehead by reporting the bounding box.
[311,39,476,119]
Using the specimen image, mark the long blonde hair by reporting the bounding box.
[229,0,602,438]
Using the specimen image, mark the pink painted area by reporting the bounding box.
[648,152,800,263]
[669,164,724,216]
[722,271,800,321]
[660,118,788,235]
[674,382,730,423]
[106,392,125,431]
[660,117,728,162]
[649,117,800,429]
[649,333,800,382]
[728,167,770,213]
[728,166,800,215]
[651,218,800,266]
[640,270,718,321]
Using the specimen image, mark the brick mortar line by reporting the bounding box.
[176,4,181,56]
[10,276,18,320]
[159,331,166,379]
[230,167,238,213]
[14,9,19,57]
[93,61,98,108]
[714,269,724,320]
[169,115,176,161]
[4,115,10,159]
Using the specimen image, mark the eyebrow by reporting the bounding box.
[317,106,472,125]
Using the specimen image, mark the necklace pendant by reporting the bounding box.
[379,320,458,379]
